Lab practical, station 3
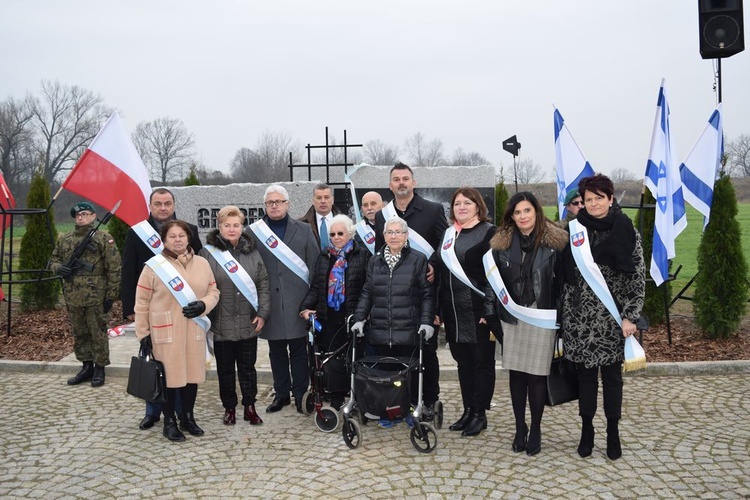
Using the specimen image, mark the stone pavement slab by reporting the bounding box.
[0,371,749,498]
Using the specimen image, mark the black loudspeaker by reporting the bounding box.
[699,0,745,59]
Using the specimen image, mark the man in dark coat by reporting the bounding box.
[373,163,449,418]
[298,183,342,251]
[120,188,202,430]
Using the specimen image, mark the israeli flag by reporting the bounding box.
[680,104,723,230]
[554,107,595,218]
[644,79,687,286]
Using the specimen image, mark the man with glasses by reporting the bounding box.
[556,189,582,230]
[120,188,202,430]
[249,185,318,414]
[49,202,121,388]
[298,183,341,251]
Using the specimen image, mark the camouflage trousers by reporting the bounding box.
[67,303,110,366]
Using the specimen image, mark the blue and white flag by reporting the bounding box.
[554,107,595,218]
[344,163,365,223]
[680,104,723,230]
[644,79,687,286]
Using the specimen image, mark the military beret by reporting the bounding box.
[70,201,96,218]
[564,189,580,206]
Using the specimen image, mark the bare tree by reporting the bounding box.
[515,157,545,185]
[133,117,195,183]
[610,167,637,183]
[451,148,490,166]
[31,80,111,182]
[0,95,35,190]
[311,134,362,169]
[363,140,400,165]
[726,134,750,178]
[193,162,232,185]
[404,132,444,167]
[230,130,300,183]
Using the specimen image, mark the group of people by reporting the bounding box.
[52,163,644,460]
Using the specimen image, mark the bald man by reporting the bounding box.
[361,191,385,226]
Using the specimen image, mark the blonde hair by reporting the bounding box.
[217,205,245,225]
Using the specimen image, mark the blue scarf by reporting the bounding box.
[327,240,354,310]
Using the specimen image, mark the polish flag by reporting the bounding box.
[0,171,16,234]
[62,112,151,226]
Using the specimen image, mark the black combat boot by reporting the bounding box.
[67,361,94,385]
[91,364,105,387]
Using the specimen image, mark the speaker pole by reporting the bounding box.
[717,57,723,104]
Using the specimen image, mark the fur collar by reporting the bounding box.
[206,230,255,253]
[490,219,568,252]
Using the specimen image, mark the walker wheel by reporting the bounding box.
[315,407,340,433]
[410,422,438,453]
[342,417,362,449]
[434,401,444,430]
[302,391,315,416]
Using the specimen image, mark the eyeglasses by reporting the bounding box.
[329,231,346,237]
[568,201,583,206]
[75,211,94,218]
[264,199,288,207]
[385,230,405,236]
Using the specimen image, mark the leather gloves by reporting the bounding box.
[352,321,365,338]
[57,265,73,278]
[103,298,114,313]
[182,301,206,319]
[420,324,435,341]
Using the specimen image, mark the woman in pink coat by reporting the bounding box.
[135,220,220,442]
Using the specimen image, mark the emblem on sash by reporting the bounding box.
[224,260,239,273]
[147,235,162,249]
[572,231,585,248]
[168,277,184,291]
[443,238,453,250]
[365,232,375,244]
[265,235,279,249]
[499,288,509,305]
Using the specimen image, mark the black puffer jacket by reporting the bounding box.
[299,241,371,322]
[353,246,436,347]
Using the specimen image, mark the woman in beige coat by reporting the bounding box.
[135,220,220,442]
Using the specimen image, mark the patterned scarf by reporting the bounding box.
[327,239,354,310]
[383,245,402,272]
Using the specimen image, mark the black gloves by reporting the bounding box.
[182,301,206,319]
[103,298,114,313]
[57,265,73,278]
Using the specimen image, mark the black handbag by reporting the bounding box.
[126,338,167,404]
[545,333,579,406]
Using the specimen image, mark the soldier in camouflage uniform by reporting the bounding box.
[49,202,122,387]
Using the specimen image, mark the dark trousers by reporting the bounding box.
[422,334,440,406]
[268,337,308,400]
[215,337,259,409]
[576,361,623,420]
[449,339,496,411]
[164,383,197,418]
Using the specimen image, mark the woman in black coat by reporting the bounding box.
[436,187,498,437]
[300,214,370,409]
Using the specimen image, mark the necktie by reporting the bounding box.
[320,217,328,251]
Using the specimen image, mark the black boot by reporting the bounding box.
[578,416,595,458]
[67,361,94,385]
[461,411,487,437]
[91,364,105,387]
[526,426,541,456]
[449,407,472,432]
[179,411,205,436]
[163,415,186,442]
[606,418,622,460]
[512,422,528,453]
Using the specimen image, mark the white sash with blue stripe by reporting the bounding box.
[133,220,163,255]
[204,244,259,310]
[482,249,558,329]
[355,220,376,255]
[382,201,435,258]
[145,254,211,334]
[441,226,485,297]
[249,220,310,285]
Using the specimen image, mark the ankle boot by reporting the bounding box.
[244,404,263,425]
[461,411,487,437]
[67,361,94,385]
[606,418,622,460]
[163,415,186,442]
[512,422,528,452]
[179,411,205,436]
[91,364,106,387]
[449,407,472,432]
[578,416,595,458]
[223,408,236,425]
[526,426,541,456]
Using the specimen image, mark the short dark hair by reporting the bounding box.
[501,191,547,248]
[578,174,614,200]
[159,219,193,241]
[150,188,175,203]
[313,183,333,194]
[449,187,489,224]
[390,162,414,177]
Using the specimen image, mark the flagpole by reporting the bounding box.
[47,185,65,211]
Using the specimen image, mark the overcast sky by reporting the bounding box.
[2,1,748,181]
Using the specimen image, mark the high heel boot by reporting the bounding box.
[163,415,186,442]
[578,416,595,458]
[606,418,622,460]
[512,422,528,452]
[526,426,541,456]
[449,407,472,432]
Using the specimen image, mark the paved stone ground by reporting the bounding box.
[1,371,749,498]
